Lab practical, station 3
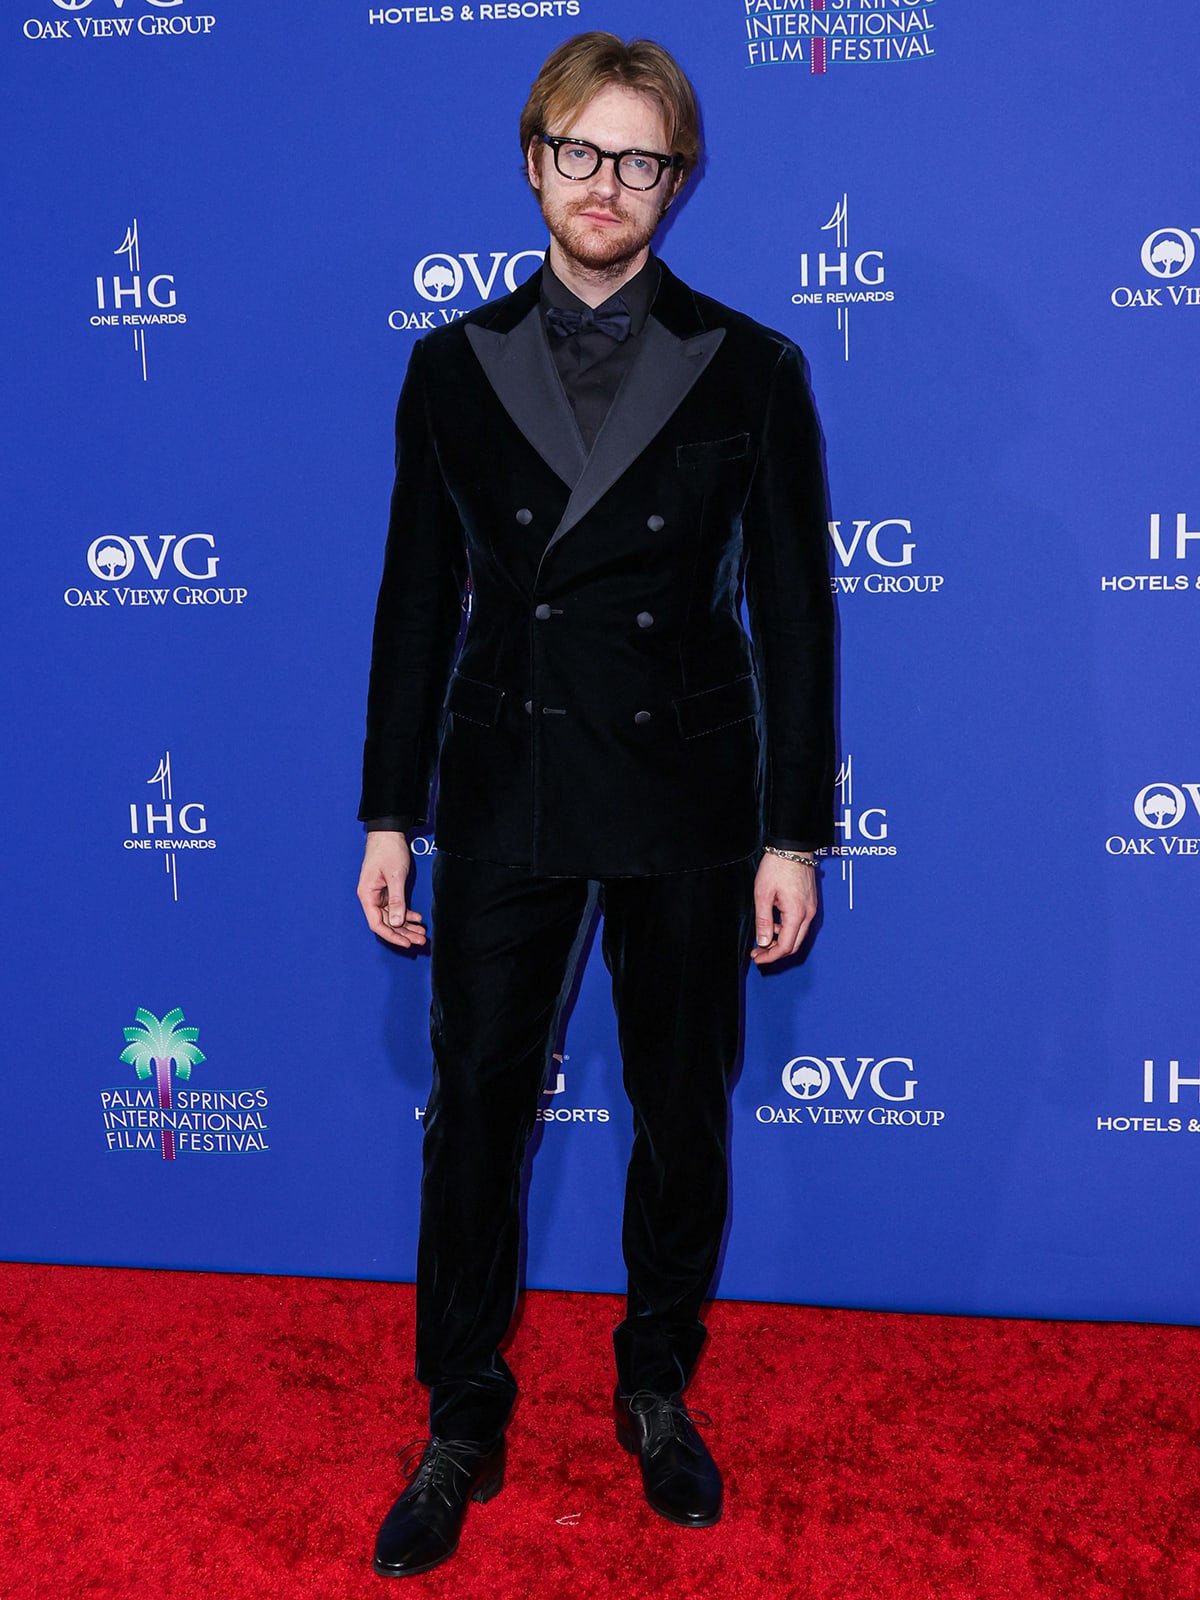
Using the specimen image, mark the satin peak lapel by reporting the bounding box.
[465,310,587,489]
[545,318,726,552]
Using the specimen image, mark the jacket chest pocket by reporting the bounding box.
[675,433,751,470]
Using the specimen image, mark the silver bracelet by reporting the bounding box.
[763,846,818,869]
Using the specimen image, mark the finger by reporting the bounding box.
[751,888,814,965]
[374,909,428,950]
[780,889,817,957]
[751,933,786,966]
[378,864,406,927]
[753,881,778,952]
[357,872,426,948]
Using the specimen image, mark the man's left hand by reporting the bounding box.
[749,852,818,967]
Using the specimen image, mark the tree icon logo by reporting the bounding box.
[92,543,133,580]
[119,1007,205,1161]
[782,1056,829,1100]
[1133,784,1188,831]
[420,262,457,300]
[1140,228,1198,280]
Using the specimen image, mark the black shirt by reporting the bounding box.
[540,255,659,452]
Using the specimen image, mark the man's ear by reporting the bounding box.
[661,171,686,214]
[526,140,543,192]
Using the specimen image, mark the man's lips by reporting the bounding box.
[576,209,625,226]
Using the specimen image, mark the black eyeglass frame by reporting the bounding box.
[539,133,683,192]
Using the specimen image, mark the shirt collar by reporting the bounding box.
[540,254,660,336]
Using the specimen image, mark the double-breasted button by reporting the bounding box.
[646,514,665,532]
[636,611,654,629]
[515,508,533,525]
[633,710,652,725]
[523,700,533,715]
[534,603,552,621]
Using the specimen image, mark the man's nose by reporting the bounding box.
[588,157,622,199]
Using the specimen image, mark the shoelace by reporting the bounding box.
[396,1437,490,1508]
[626,1392,714,1458]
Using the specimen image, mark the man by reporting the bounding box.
[357,32,834,1578]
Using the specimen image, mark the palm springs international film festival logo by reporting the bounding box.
[124,751,215,902]
[388,248,545,332]
[755,1053,945,1128]
[1110,226,1200,310]
[818,753,895,909]
[23,2,216,43]
[89,220,185,381]
[791,196,891,361]
[1105,782,1200,860]
[101,1007,270,1160]
[741,0,936,73]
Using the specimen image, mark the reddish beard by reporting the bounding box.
[539,190,665,276]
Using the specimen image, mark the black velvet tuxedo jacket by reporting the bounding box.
[359,260,835,877]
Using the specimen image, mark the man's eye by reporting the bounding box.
[564,145,593,163]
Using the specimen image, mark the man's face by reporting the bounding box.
[527,84,681,277]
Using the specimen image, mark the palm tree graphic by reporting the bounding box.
[119,1007,205,1162]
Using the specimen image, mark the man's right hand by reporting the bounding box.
[356,831,428,949]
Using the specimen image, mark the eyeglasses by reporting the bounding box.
[539,134,682,192]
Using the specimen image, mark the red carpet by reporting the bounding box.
[2,1263,1197,1599]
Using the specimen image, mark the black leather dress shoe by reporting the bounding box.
[614,1389,723,1527]
[372,1435,505,1577]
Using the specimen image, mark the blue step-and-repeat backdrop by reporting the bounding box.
[3,2,1198,1325]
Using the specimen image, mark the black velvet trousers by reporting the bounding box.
[416,848,757,1442]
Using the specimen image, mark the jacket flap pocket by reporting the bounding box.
[676,433,751,468]
[445,672,504,727]
[673,675,759,739]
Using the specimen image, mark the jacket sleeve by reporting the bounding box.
[358,339,469,823]
[742,340,837,850]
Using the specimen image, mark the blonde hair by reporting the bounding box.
[520,32,701,185]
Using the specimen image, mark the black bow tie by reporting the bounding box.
[545,300,632,342]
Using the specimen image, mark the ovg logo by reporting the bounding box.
[782,1055,917,1103]
[1106,780,1200,858]
[758,1053,944,1128]
[389,249,545,331]
[828,516,945,596]
[1141,229,1198,280]
[64,530,247,609]
[102,1005,270,1159]
[1111,226,1200,308]
[25,3,216,41]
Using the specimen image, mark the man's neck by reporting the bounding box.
[545,240,652,307]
